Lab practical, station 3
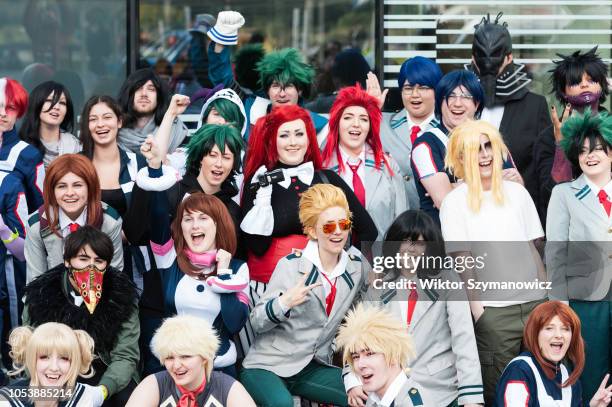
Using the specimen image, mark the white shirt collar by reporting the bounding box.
[339,145,366,167]
[58,207,88,232]
[368,371,408,407]
[405,111,435,132]
[584,178,612,198]
[302,239,348,279]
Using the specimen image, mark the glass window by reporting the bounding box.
[138,0,376,103]
[0,0,127,114]
[381,2,611,110]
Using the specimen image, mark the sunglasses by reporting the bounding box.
[322,219,352,234]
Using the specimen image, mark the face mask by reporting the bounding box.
[69,264,106,314]
[564,91,601,113]
[184,249,217,268]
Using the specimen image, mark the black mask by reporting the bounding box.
[472,13,513,107]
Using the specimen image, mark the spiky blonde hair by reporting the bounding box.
[336,303,415,371]
[151,315,220,381]
[445,119,507,212]
[298,183,351,235]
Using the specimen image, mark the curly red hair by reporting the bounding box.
[322,85,391,175]
[523,301,585,387]
[2,77,28,118]
[243,105,322,182]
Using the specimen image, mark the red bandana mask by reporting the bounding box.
[69,265,106,314]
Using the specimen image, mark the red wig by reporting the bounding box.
[2,77,28,118]
[523,301,585,387]
[243,104,322,182]
[322,85,391,175]
[43,154,103,236]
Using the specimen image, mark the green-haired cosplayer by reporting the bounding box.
[545,110,612,401]
[206,11,328,138]
[167,124,245,229]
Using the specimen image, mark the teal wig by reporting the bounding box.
[203,98,245,134]
[185,124,245,176]
[560,108,612,169]
[256,48,314,98]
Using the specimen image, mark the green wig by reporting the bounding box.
[203,98,245,134]
[185,124,245,176]
[560,108,612,168]
[256,48,314,98]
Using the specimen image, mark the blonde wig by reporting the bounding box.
[445,120,507,212]
[336,303,415,371]
[8,323,95,388]
[298,183,351,235]
[151,315,220,381]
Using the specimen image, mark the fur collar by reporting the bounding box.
[25,264,138,356]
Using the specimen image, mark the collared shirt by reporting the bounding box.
[405,111,436,138]
[58,207,88,238]
[480,105,505,130]
[368,371,408,407]
[584,178,612,201]
[302,239,348,297]
[338,145,366,188]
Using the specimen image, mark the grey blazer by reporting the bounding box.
[325,146,408,239]
[380,111,439,210]
[242,249,368,377]
[25,203,124,283]
[356,271,483,405]
[545,174,612,301]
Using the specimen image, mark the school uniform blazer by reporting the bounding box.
[368,271,484,406]
[380,111,439,210]
[24,203,124,283]
[545,174,612,301]
[365,374,433,407]
[325,146,408,239]
[242,249,368,377]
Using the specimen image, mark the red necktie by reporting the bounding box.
[347,160,366,207]
[407,288,418,326]
[598,190,611,217]
[69,223,80,233]
[321,273,337,316]
[409,125,421,145]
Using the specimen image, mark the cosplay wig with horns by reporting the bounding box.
[322,85,392,175]
[337,303,415,371]
[560,109,612,173]
[257,48,314,99]
[242,105,322,182]
[445,120,508,212]
[550,46,609,104]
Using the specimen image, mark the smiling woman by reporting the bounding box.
[0,322,102,407]
[495,301,612,406]
[125,315,255,407]
[136,138,250,378]
[24,154,124,283]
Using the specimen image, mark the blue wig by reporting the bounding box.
[435,70,485,119]
[397,56,443,89]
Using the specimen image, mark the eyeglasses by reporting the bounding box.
[447,93,474,102]
[322,219,352,234]
[269,83,297,93]
[401,85,432,96]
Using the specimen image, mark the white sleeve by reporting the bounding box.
[520,186,544,240]
[411,142,439,179]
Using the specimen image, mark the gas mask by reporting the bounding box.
[69,264,106,314]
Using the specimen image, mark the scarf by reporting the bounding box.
[177,375,207,407]
[117,117,157,153]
